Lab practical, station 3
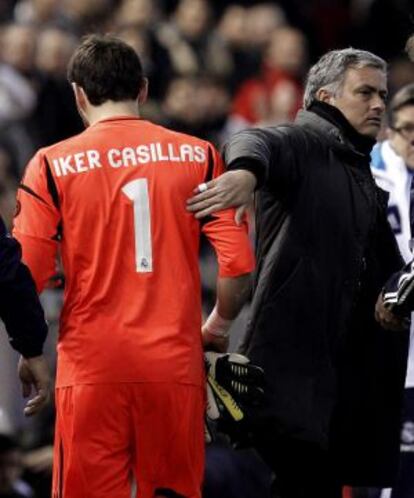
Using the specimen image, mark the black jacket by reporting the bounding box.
[0,216,47,357]
[224,102,409,486]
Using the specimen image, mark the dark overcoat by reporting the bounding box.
[224,102,410,486]
[0,215,47,357]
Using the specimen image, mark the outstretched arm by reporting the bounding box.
[187,170,257,221]
[187,126,302,219]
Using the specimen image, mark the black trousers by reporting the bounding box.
[253,435,343,498]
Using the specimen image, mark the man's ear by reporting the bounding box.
[72,83,87,109]
[71,83,90,126]
[316,87,334,105]
[138,78,149,105]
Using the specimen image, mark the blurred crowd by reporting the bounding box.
[0,0,412,231]
[0,0,413,497]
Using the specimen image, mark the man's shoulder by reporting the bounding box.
[37,129,88,158]
[260,121,322,142]
[259,122,325,157]
[149,121,213,149]
[233,122,305,143]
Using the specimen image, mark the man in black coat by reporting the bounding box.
[0,215,50,417]
[187,48,410,498]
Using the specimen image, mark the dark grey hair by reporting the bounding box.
[303,48,387,109]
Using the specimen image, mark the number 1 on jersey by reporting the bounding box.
[122,179,153,273]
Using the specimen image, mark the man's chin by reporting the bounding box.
[359,123,381,139]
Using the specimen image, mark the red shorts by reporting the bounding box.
[52,383,205,498]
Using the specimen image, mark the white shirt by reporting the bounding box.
[371,140,414,387]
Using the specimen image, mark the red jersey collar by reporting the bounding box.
[91,115,143,126]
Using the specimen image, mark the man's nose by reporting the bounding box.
[371,94,386,112]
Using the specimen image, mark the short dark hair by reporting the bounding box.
[67,34,145,106]
[388,83,414,127]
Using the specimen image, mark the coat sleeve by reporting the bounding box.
[223,126,307,195]
[0,216,48,357]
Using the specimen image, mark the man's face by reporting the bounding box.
[388,105,414,169]
[329,66,387,138]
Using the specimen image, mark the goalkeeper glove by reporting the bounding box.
[204,352,264,441]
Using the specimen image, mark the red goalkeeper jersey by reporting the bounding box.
[13,116,255,387]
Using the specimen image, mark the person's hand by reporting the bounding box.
[202,327,229,353]
[375,293,410,331]
[186,170,257,223]
[23,445,53,473]
[18,355,51,416]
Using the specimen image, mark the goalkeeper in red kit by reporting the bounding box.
[13,34,255,498]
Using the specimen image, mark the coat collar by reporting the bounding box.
[295,101,376,162]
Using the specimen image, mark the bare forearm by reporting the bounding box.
[215,274,251,320]
[202,274,251,352]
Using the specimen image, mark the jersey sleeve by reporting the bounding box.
[13,150,61,293]
[201,145,255,277]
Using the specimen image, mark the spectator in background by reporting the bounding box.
[0,23,36,77]
[114,0,161,29]
[116,24,173,101]
[0,24,37,172]
[156,0,233,81]
[0,22,83,164]
[257,78,301,127]
[160,75,231,146]
[35,27,76,77]
[371,83,414,498]
[58,0,114,35]
[215,2,288,96]
[0,2,15,23]
[13,0,59,26]
[161,76,201,135]
[227,26,307,134]
[0,435,33,498]
[215,5,257,91]
[114,0,173,100]
[244,3,286,51]
[0,145,18,229]
[196,77,231,145]
[28,26,83,147]
[0,63,36,126]
[387,57,414,98]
